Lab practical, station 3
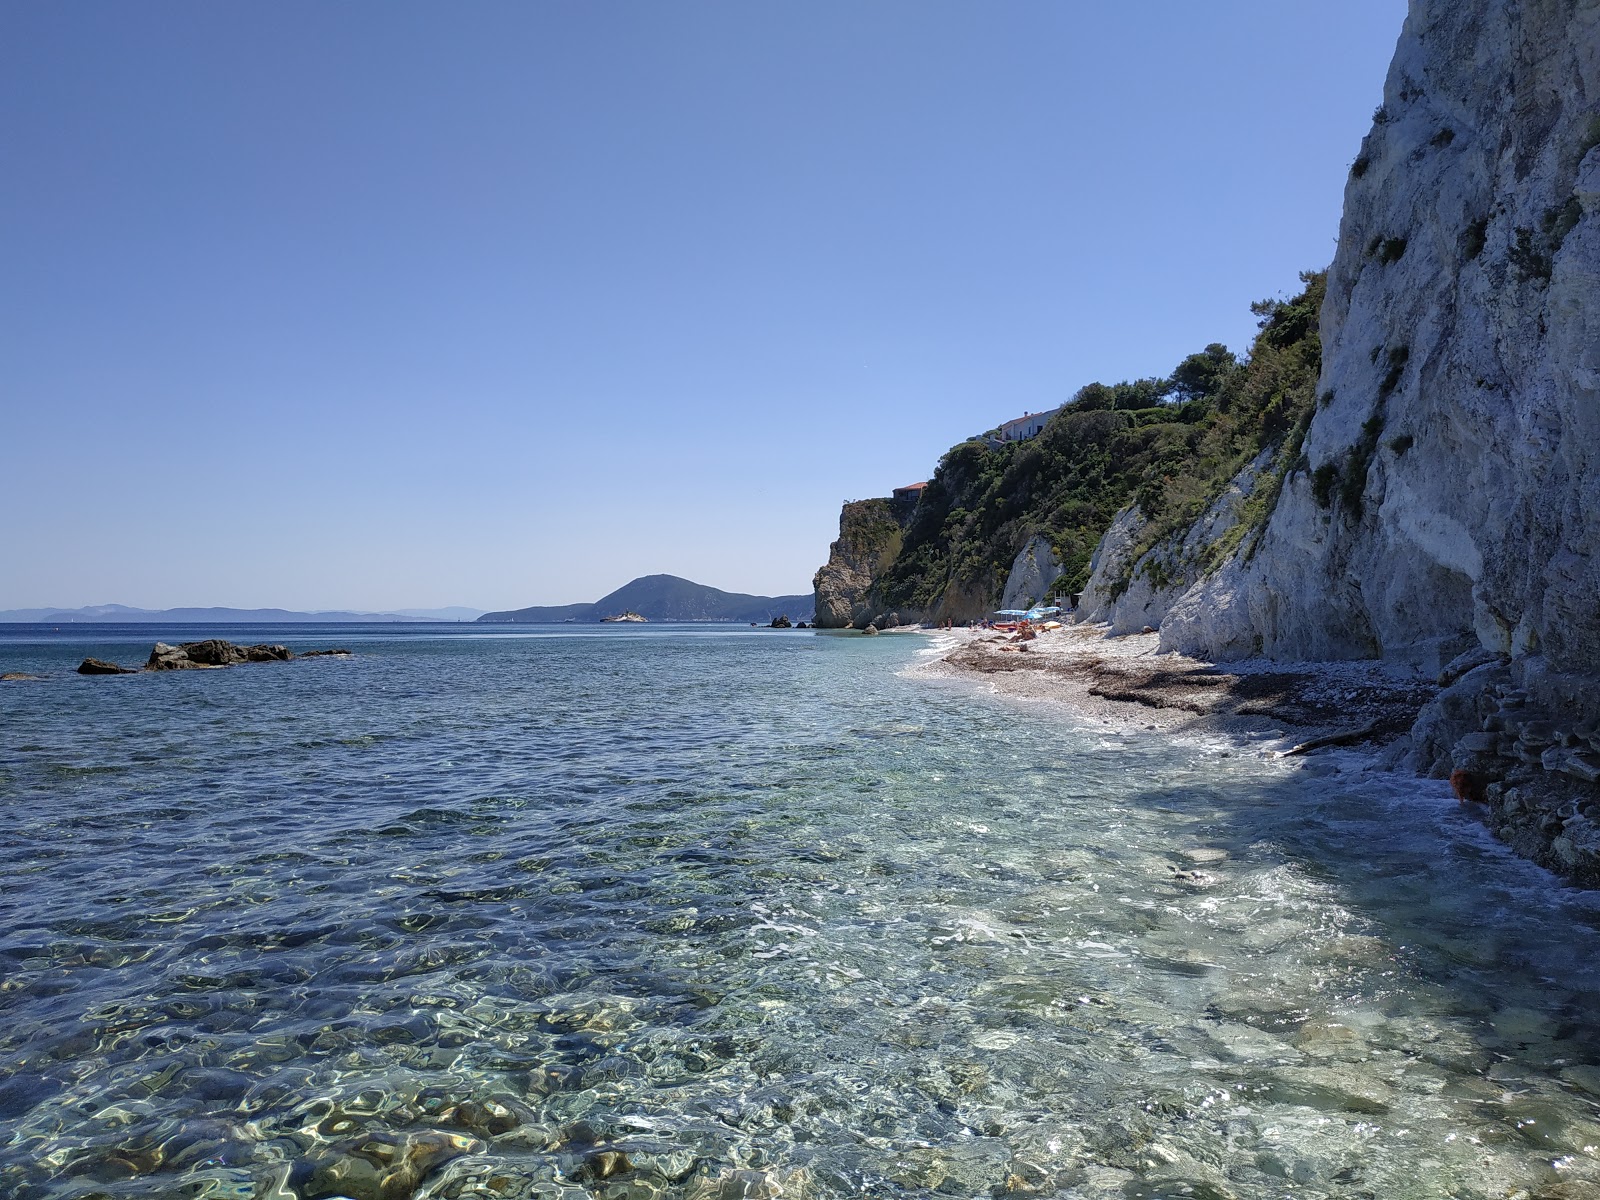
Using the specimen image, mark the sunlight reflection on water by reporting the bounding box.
[3,625,1600,1199]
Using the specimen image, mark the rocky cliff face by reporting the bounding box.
[1142,0,1600,878]
[812,499,909,629]
[1000,535,1065,612]
[1076,449,1276,635]
[1162,0,1600,676]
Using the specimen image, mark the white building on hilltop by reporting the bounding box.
[994,406,1061,443]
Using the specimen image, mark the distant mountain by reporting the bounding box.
[386,607,485,621]
[0,604,463,623]
[479,575,814,624]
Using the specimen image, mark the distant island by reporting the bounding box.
[479,575,813,624]
[0,604,486,623]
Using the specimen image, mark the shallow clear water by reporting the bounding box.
[5,624,1600,1200]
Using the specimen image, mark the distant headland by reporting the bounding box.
[479,575,813,625]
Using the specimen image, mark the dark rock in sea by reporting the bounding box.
[301,648,352,657]
[769,615,792,629]
[77,658,136,675]
[1,672,43,681]
[862,624,879,636]
[243,643,293,662]
[146,643,190,671]
[147,640,294,670]
[797,622,810,629]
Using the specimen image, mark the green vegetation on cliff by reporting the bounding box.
[867,271,1327,618]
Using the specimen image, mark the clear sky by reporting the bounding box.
[2,1,1406,612]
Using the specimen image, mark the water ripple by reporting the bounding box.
[5,626,1600,1197]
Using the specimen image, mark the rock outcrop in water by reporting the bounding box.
[73,641,351,676]
[76,658,137,675]
[147,640,292,669]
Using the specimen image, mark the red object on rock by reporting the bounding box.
[1450,768,1484,804]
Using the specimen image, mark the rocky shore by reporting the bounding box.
[926,623,1600,886]
[1399,653,1600,886]
[922,623,1436,750]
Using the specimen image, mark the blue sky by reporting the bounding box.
[2,1,1405,611]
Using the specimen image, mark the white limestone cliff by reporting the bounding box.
[1077,450,1275,635]
[1000,535,1065,612]
[1159,0,1600,680]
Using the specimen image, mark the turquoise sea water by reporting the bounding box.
[5,623,1600,1200]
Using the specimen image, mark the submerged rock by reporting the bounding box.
[432,1097,522,1139]
[77,658,136,675]
[1,672,43,681]
[285,1129,480,1200]
[685,1167,809,1200]
[1267,1064,1394,1114]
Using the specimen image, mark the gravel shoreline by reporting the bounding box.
[909,622,1438,756]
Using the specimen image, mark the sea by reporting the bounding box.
[4,622,1600,1200]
